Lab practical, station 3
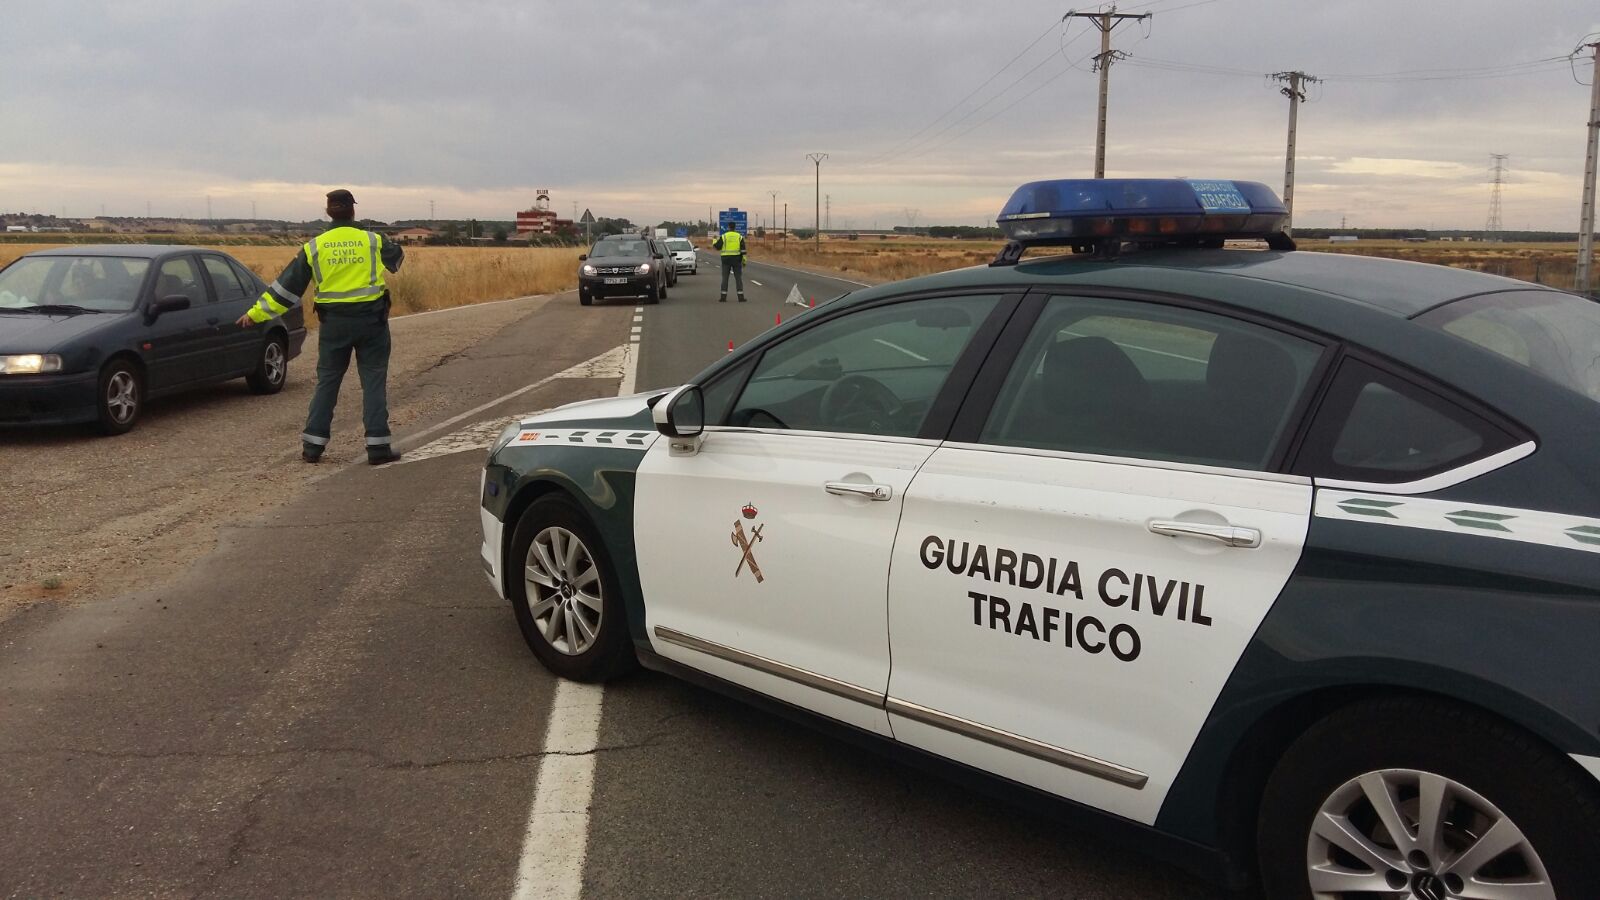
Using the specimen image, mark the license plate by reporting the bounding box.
[604,277,628,285]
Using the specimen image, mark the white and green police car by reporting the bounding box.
[480,178,1600,898]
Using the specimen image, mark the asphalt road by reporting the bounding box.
[0,250,1221,899]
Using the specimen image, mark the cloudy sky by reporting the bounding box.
[3,0,1598,230]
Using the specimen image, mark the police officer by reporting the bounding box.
[713,221,747,302]
[237,189,405,464]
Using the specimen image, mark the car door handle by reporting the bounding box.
[824,482,892,501]
[1148,520,1261,548]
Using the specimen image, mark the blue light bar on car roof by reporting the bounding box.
[995,178,1291,251]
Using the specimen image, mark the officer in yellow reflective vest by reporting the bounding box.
[713,223,747,302]
[237,189,405,464]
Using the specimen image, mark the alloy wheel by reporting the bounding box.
[264,340,286,385]
[1307,768,1554,899]
[523,526,603,655]
[106,371,138,424]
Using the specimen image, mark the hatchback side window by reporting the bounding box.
[202,256,250,302]
[155,257,207,306]
[728,295,1000,437]
[1292,358,1520,482]
[979,296,1324,470]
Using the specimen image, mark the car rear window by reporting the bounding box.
[1416,290,1600,403]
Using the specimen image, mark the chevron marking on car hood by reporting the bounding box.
[508,428,658,450]
[1316,489,1600,554]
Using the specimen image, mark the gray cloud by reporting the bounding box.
[2,0,1597,228]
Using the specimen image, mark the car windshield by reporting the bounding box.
[667,240,693,252]
[1416,290,1600,403]
[591,239,647,258]
[0,256,150,312]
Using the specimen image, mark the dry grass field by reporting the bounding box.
[0,243,581,322]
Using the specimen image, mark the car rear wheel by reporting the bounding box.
[246,333,288,394]
[508,494,635,682]
[1257,698,1600,900]
[96,358,142,435]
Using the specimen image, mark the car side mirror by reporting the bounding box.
[578,254,587,261]
[147,294,190,321]
[652,385,705,451]
[653,253,664,259]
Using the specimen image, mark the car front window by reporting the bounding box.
[728,294,999,437]
[0,256,150,312]
[1417,290,1600,402]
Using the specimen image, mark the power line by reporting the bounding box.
[856,15,1065,168]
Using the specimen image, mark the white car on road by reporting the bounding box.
[665,238,697,275]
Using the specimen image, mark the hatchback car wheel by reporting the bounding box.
[1258,698,1600,900]
[97,359,142,435]
[246,334,288,394]
[509,494,635,681]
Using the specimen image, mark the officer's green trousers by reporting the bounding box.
[301,311,391,451]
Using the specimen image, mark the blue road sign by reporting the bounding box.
[718,208,749,235]
[676,228,688,237]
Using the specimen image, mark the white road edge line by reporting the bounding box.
[391,292,555,321]
[744,258,872,288]
[512,319,638,900]
[750,279,763,286]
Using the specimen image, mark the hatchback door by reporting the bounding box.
[885,290,1329,824]
[634,292,1012,736]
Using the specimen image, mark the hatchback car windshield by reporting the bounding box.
[0,256,151,312]
[1417,290,1600,402]
[591,239,647,257]
[667,239,693,252]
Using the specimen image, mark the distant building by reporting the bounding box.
[394,227,436,244]
[515,189,574,236]
[1328,235,1359,243]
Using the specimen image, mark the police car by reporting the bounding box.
[480,178,1600,897]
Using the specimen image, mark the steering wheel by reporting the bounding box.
[819,374,902,430]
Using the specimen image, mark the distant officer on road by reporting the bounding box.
[714,222,747,302]
[237,189,405,465]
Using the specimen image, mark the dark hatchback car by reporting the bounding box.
[577,234,675,306]
[0,245,306,434]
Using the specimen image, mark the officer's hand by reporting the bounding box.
[235,313,255,327]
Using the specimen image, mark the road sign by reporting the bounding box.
[579,208,595,224]
[675,228,688,238]
[718,208,748,235]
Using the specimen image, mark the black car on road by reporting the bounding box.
[577,234,675,306]
[0,245,307,434]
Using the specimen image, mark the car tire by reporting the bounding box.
[1257,697,1600,900]
[96,357,142,436]
[645,280,660,305]
[246,332,288,394]
[508,493,636,682]
[579,288,593,307]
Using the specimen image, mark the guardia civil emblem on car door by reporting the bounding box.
[732,503,765,583]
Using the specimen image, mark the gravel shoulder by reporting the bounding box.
[0,295,559,616]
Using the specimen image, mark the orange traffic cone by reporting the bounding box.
[727,340,734,353]
[809,296,816,308]
[775,313,782,326]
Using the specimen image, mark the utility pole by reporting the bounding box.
[768,190,779,242]
[1271,70,1319,232]
[807,152,827,248]
[1486,154,1508,240]
[429,199,436,223]
[1066,7,1150,178]
[825,194,831,232]
[1577,41,1600,295]
[783,202,787,244]
[251,199,256,222]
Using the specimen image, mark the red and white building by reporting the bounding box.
[516,189,573,236]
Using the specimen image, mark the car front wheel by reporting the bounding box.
[508,494,635,682]
[96,358,142,435]
[1258,698,1600,900]
[246,333,288,394]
